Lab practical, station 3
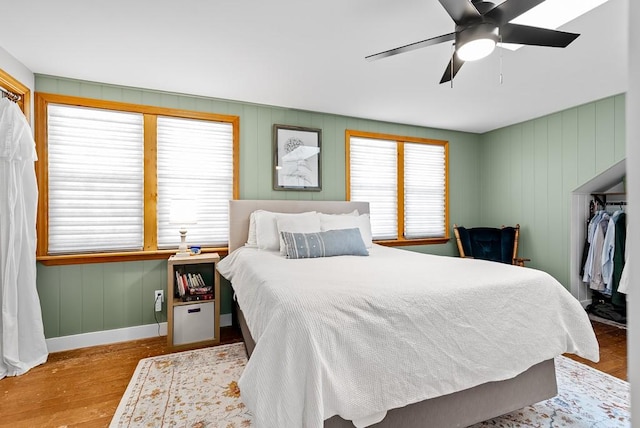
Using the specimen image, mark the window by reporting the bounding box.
[47,104,144,254]
[35,93,239,264]
[346,130,448,245]
[156,116,234,248]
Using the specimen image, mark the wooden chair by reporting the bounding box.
[453,224,530,267]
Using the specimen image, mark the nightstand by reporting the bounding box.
[167,253,221,348]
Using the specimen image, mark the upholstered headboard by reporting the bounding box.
[228,200,370,252]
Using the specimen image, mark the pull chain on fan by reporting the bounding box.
[499,34,504,84]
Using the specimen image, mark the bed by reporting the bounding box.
[217,199,599,428]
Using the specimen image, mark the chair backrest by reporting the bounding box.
[453,224,520,265]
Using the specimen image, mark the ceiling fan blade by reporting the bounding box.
[438,0,481,24]
[500,23,580,47]
[486,0,545,25]
[366,32,455,61]
[440,54,465,84]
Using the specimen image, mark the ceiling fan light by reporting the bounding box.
[455,23,499,62]
[457,38,497,61]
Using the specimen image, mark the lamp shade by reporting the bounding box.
[170,198,198,225]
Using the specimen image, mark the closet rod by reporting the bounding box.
[605,201,627,206]
[0,85,21,102]
[592,193,626,208]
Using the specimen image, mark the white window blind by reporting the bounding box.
[404,143,446,238]
[349,137,398,240]
[47,104,144,254]
[156,116,233,248]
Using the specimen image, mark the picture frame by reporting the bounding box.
[273,124,322,191]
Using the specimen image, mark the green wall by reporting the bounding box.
[479,94,625,288]
[35,75,482,339]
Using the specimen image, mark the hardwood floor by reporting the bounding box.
[566,320,628,381]
[0,327,243,428]
[0,321,627,428]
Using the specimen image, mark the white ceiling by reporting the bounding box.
[0,0,628,133]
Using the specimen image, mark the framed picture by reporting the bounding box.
[273,124,322,191]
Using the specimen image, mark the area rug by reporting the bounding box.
[110,343,630,427]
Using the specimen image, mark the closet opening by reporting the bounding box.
[570,159,627,327]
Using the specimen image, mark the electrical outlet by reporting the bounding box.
[154,290,164,312]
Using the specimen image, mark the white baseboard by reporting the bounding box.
[46,313,233,353]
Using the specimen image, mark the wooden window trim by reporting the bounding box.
[345,129,450,246]
[35,92,239,265]
[0,68,31,122]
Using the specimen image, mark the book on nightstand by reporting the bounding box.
[181,293,214,302]
[175,271,211,298]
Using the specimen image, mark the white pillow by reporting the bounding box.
[320,213,373,249]
[245,211,258,247]
[276,213,322,255]
[254,210,319,251]
[317,210,359,223]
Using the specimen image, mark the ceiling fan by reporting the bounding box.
[366,0,580,84]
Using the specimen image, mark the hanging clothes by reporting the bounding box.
[618,248,630,295]
[583,211,610,290]
[601,210,623,291]
[611,213,627,306]
[0,98,48,379]
[582,210,603,283]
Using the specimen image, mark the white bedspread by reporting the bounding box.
[217,245,599,428]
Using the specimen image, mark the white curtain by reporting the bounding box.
[0,98,48,379]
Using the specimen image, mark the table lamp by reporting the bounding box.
[170,198,197,257]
